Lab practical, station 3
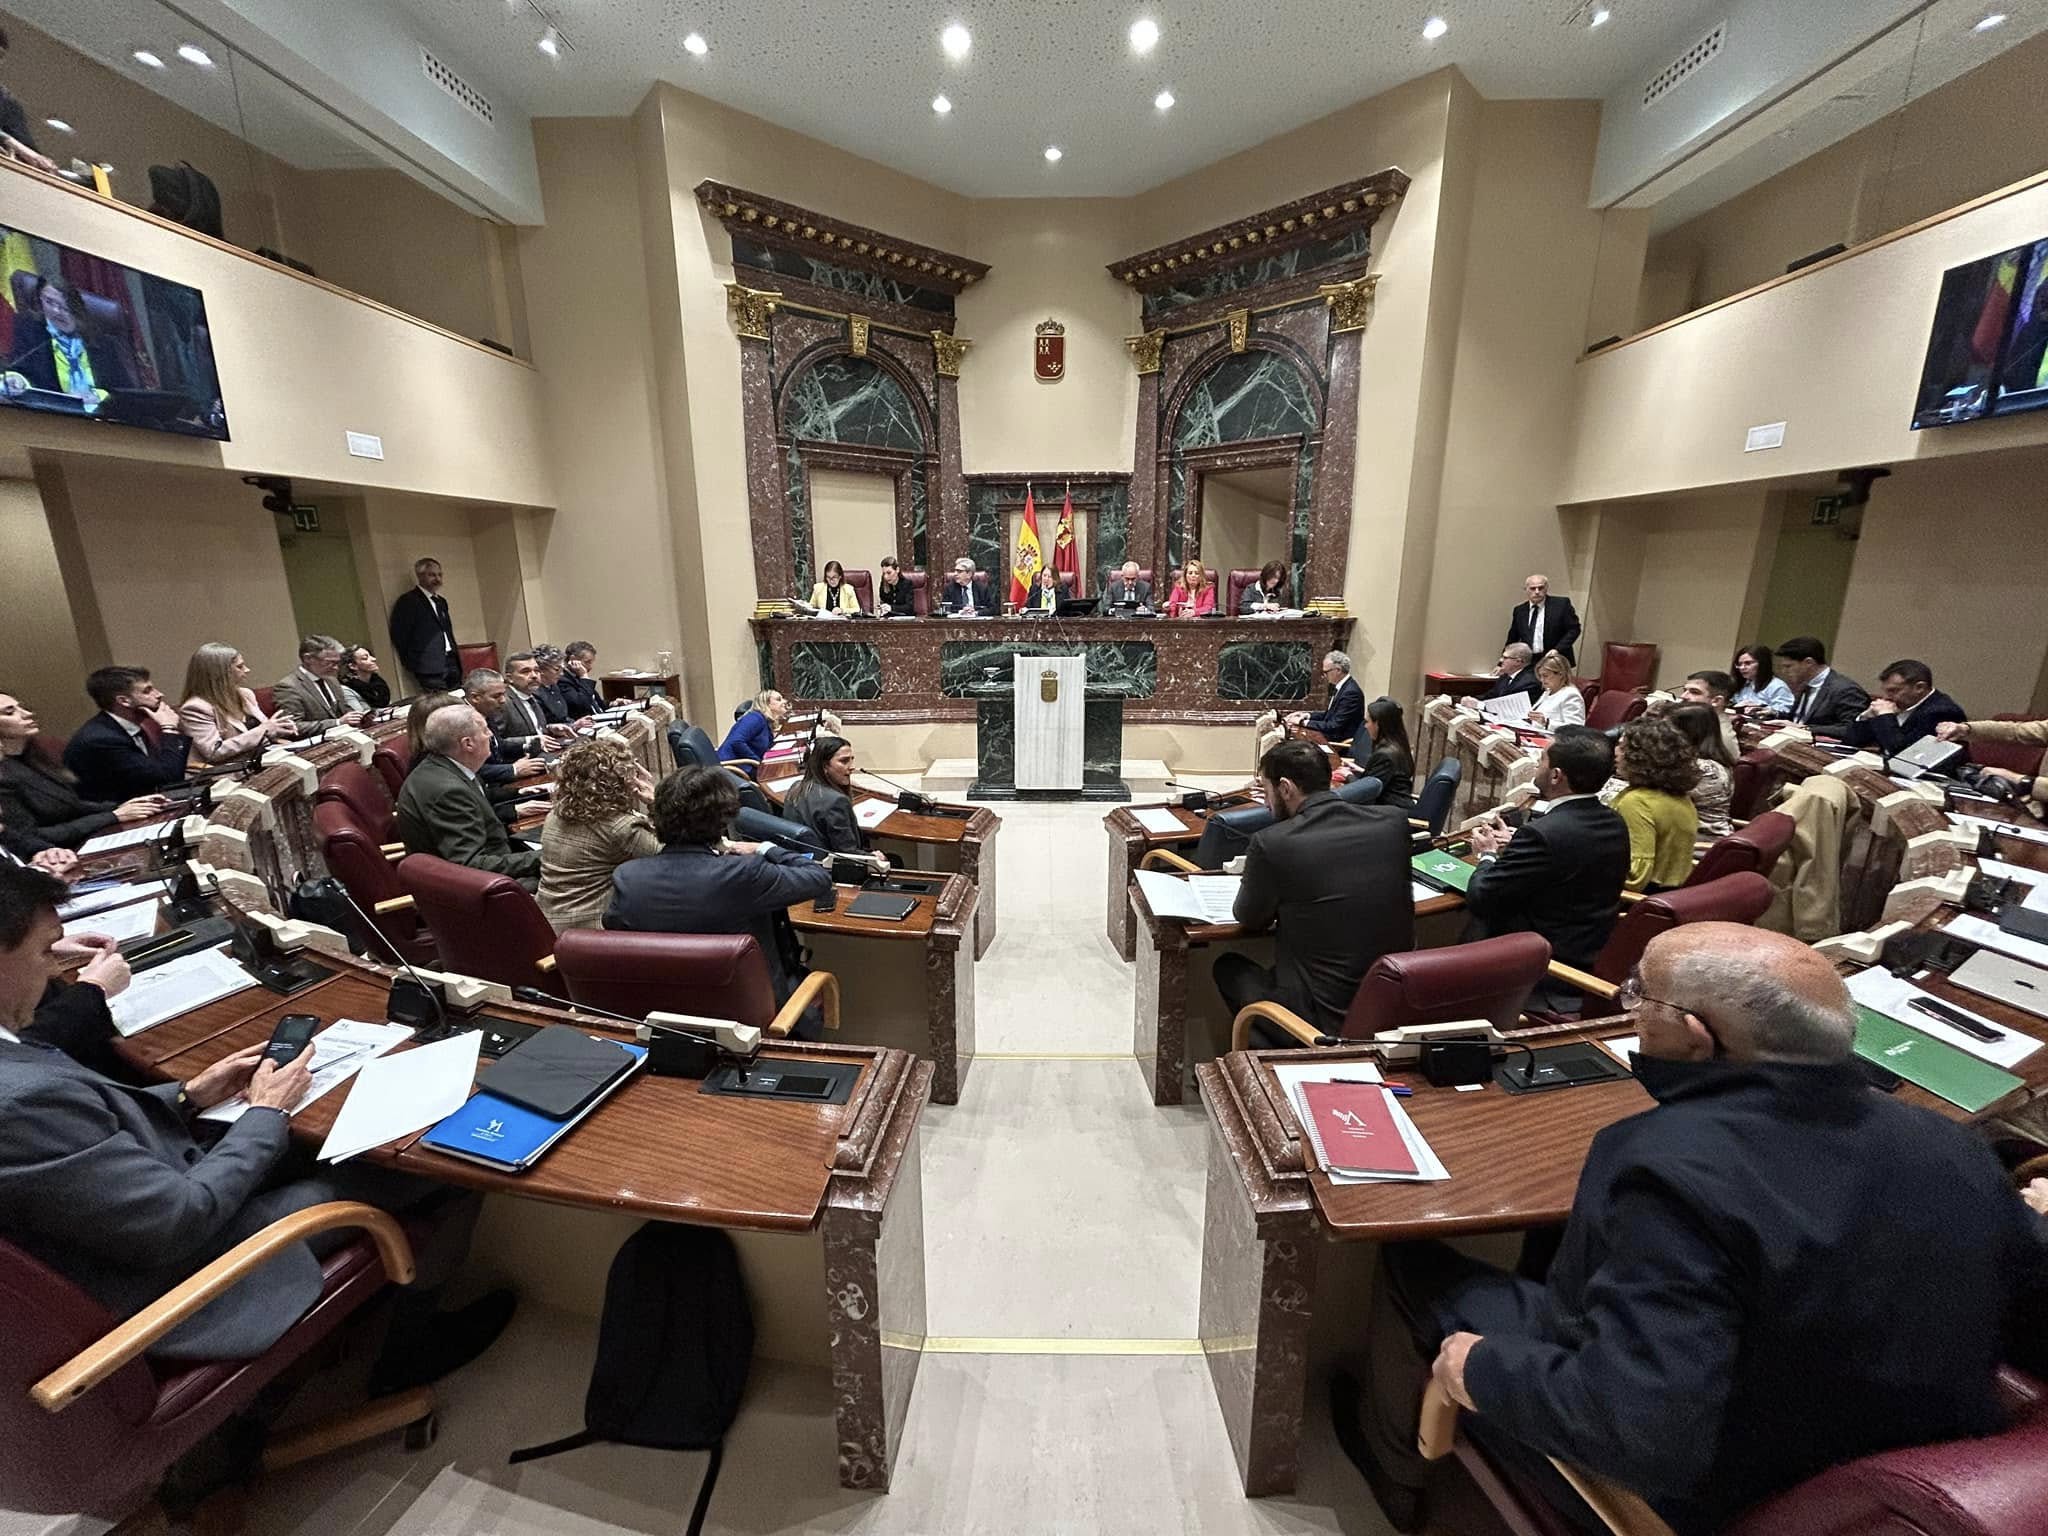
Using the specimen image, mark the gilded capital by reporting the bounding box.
[1319,274,1380,334]
[1226,308,1250,354]
[848,313,871,357]
[1123,329,1166,375]
[724,281,781,341]
[931,330,972,377]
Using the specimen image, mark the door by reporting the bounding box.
[1752,503,1860,656]
[276,514,371,647]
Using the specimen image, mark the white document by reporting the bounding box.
[78,822,174,856]
[1412,880,1442,905]
[1951,814,2048,849]
[317,1030,482,1163]
[201,1020,415,1124]
[1845,965,2042,1068]
[107,948,258,1037]
[1132,807,1187,837]
[1596,1034,1642,1065]
[1948,912,2048,972]
[57,880,165,921]
[1975,857,2045,891]
[63,900,161,944]
[1270,1058,1449,1184]
[1134,869,1241,923]
[853,798,895,829]
[1477,691,1532,726]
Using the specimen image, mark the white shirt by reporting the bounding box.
[110,711,149,752]
[0,1023,17,1044]
[1527,602,1545,655]
[1793,667,1832,722]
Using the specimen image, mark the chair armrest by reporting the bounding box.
[372,895,415,915]
[1545,960,1618,1002]
[1408,818,1430,830]
[1230,1001,1320,1053]
[380,841,405,856]
[770,970,840,1036]
[1418,1378,1460,1460]
[33,1201,414,1412]
[536,954,556,974]
[1617,889,1645,905]
[2014,1151,2048,1186]
[721,758,763,771]
[1140,849,1201,874]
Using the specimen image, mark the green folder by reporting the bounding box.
[1411,849,1474,894]
[1851,1005,2024,1114]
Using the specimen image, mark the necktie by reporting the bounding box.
[1530,603,1543,653]
[319,678,339,713]
[1795,686,1812,723]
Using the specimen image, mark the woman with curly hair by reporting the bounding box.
[1613,716,1699,893]
[536,737,659,931]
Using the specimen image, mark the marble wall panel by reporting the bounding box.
[784,443,815,593]
[1140,227,1371,325]
[1217,641,1313,701]
[940,639,1156,698]
[733,235,955,316]
[1166,351,1320,575]
[792,640,884,701]
[783,357,925,451]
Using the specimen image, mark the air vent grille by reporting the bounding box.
[421,47,494,125]
[1642,22,1726,108]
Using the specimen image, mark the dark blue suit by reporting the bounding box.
[61,712,189,802]
[1840,688,1966,756]
[1304,676,1364,742]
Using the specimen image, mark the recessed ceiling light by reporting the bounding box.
[1422,16,1448,40]
[132,49,165,68]
[1043,145,1062,163]
[537,25,561,57]
[44,118,74,134]
[176,42,214,67]
[932,93,952,113]
[1973,11,2008,31]
[682,31,708,55]
[1154,88,1174,110]
[941,23,972,60]
[1590,7,1611,26]
[1130,17,1160,53]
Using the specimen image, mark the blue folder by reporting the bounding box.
[419,1040,648,1172]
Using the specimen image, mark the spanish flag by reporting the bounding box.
[1010,485,1043,607]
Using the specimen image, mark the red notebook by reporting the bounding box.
[1300,1081,1419,1177]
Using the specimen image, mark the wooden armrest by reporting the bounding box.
[1617,889,1645,905]
[1408,818,1430,830]
[372,895,414,915]
[1545,960,1618,1001]
[2013,1151,2048,1186]
[1140,848,1201,874]
[536,954,556,974]
[379,841,405,855]
[33,1201,413,1412]
[721,758,763,771]
[1418,1377,1460,1460]
[1230,1000,1321,1053]
[770,970,840,1035]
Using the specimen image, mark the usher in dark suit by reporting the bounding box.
[1505,595,1582,666]
[1841,688,1966,755]
[61,712,189,802]
[389,586,461,690]
[395,752,540,884]
[1463,794,1630,971]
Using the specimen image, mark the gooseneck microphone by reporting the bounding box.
[326,878,446,1031]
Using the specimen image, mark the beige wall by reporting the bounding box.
[809,469,898,581]
[0,475,88,726]
[1616,487,1778,684]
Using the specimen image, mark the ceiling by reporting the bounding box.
[385,0,1738,198]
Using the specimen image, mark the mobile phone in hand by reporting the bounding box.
[263,1013,320,1069]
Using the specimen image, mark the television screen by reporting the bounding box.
[1911,236,2048,430]
[0,225,228,441]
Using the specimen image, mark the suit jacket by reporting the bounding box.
[1789,668,1871,736]
[179,691,270,767]
[533,682,571,726]
[0,751,118,853]
[1355,740,1415,805]
[495,689,553,750]
[269,668,365,726]
[1482,667,1543,703]
[604,842,832,1006]
[1505,595,1582,665]
[719,710,776,769]
[61,711,190,802]
[345,669,391,710]
[1463,795,1631,969]
[1305,675,1365,742]
[1104,577,1153,610]
[395,752,541,882]
[11,329,137,396]
[26,978,143,1083]
[555,672,603,719]
[939,577,995,615]
[784,782,866,855]
[876,578,913,616]
[1841,688,1967,756]
[1233,792,1416,1030]
[388,587,459,689]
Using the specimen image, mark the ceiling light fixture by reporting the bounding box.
[1130,17,1160,53]
[132,49,165,68]
[1154,88,1175,110]
[1043,145,1063,163]
[682,31,709,55]
[1973,11,2008,31]
[177,42,214,66]
[45,118,74,134]
[537,24,561,57]
[932,93,952,113]
[941,23,972,60]
[1590,7,1611,26]
[1422,16,1448,40]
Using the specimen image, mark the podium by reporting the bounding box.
[968,655,1129,801]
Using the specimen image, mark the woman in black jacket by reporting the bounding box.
[1354,695,1415,807]
[0,691,167,853]
[783,735,887,861]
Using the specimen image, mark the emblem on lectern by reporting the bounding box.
[1040,668,1060,703]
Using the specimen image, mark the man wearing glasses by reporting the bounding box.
[1331,922,2048,1534]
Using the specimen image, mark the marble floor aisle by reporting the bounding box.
[3,800,1418,1536]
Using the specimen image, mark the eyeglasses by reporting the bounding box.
[1614,970,1685,1015]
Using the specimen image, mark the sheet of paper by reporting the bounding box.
[1845,966,2042,1068]
[1477,691,1531,726]
[1951,813,2048,849]
[63,899,161,944]
[853,798,895,829]
[1596,1034,1642,1065]
[1948,912,2048,973]
[201,1020,415,1124]
[1975,857,2045,889]
[1134,869,1242,923]
[1411,881,1441,905]
[77,822,174,856]
[318,1030,482,1163]
[57,880,165,921]
[1270,1060,1449,1184]
[1132,807,1187,837]
[107,947,257,1037]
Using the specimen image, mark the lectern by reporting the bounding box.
[967,655,1129,801]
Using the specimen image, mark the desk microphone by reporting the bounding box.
[324,878,447,1033]
[856,770,948,817]
[510,986,757,1071]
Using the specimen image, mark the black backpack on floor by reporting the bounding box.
[510,1222,754,1534]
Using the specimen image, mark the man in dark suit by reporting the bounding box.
[1334,922,2048,1535]
[270,636,370,728]
[1103,560,1153,612]
[1505,574,1582,667]
[1463,728,1629,1006]
[1213,740,1415,1041]
[604,767,833,1032]
[388,556,461,691]
[498,652,574,752]
[395,704,541,885]
[557,642,604,718]
[1285,650,1365,743]
[1841,658,1966,757]
[459,670,543,791]
[1479,644,1543,704]
[1775,635,1870,736]
[937,556,995,616]
[62,666,191,802]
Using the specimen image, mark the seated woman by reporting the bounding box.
[1612,717,1700,893]
[782,735,891,866]
[808,560,862,615]
[875,556,914,617]
[1027,564,1063,613]
[1527,650,1586,730]
[1244,559,1291,614]
[341,643,391,710]
[536,738,660,932]
[1667,702,1735,838]
[1729,644,1795,715]
[0,276,136,413]
[0,691,166,853]
[1165,558,1217,618]
[719,689,789,776]
[1354,696,1415,806]
[178,642,297,767]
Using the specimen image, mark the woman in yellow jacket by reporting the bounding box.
[1612,716,1699,892]
[807,559,863,615]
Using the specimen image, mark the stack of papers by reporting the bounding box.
[1949,912,2048,971]
[78,822,173,856]
[1845,968,2041,1069]
[1131,806,1188,836]
[62,898,162,944]
[57,880,164,921]
[1477,692,1532,726]
[317,1031,482,1163]
[1134,869,1241,923]
[201,1020,414,1123]
[1269,1060,1448,1184]
[108,948,258,1037]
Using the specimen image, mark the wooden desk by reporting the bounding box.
[597,670,681,702]
[790,871,978,1105]
[1102,797,1253,960]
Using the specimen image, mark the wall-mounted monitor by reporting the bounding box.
[0,224,229,441]
[1911,237,2048,430]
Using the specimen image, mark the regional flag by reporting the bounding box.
[1010,485,1043,607]
[1053,491,1080,593]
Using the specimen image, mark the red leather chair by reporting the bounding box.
[0,1203,432,1519]
[1598,641,1659,698]
[552,930,838,1037]
[313,801,437,966]
[1970,714,2048,777]
[844,568,874,613]
[313,759,397,843]
[455,642,499,679]
[1101,566,1154,591]
[1546,872,1774,1018]
[253,685,277,716]
[1586,690,1648,731]
[1576,677,1600,711]
[1686,811,1795,888]
[372,737,413,800]
[1227,568,1262,615]
[1729,747,1780,824]
[395,854,556,992]
[906,570,930,616]
[1230,933,1553,1050]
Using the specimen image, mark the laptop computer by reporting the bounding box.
[1949,948,2048,1021]
[1886,733,1966,779]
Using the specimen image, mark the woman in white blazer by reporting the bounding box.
[179,642,296,766]
[1527,650,1586,731]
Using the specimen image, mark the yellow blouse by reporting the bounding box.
[808,581,862,615]
[1614,786,1698,892]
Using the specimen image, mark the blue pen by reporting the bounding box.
[1334,1078,1413,1096]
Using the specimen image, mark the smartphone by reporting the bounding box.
[263,1013,320,1069]
[812,889,839,913]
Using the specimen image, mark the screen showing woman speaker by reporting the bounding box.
[0,223,229,441]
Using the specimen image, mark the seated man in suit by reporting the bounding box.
[0,862,512,1388]
[1213,740,1415,1045]
[937,556,994,616]
[604,767,833,1033]
[1774,635,1869,736]
[557,641,603,718]
[1504,574,1581,667]
[1841,658,1966,756]
[270,635,370,729]
[1333,922,2048,1535]
[62,665,191,802]
[1252,649,1367,766]
[395,703,542,887]
[1673,669,1740,761]
[1463,727,1629,1009]
[1103,560,1152,612]
[497,651,575,753]
[1479,643,1542,703]
[460,669,544,790]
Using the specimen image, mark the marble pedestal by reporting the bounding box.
[969,691,1131,801]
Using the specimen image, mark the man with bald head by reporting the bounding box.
[1334,924,2048,1534]
[1506,573,1580,667]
